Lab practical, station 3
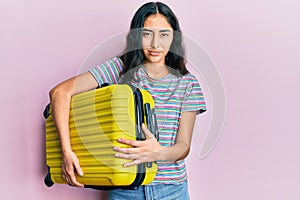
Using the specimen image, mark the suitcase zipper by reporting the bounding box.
[129,87,146,187]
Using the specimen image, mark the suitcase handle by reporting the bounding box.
[144,103,159,168]
[134,89,158,169]
[144,103,159,140]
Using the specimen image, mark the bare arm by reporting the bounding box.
[49,72,98,186]
[156,111,197,161]
[113,111,197,165]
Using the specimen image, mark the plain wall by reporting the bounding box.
[0,0,299,199]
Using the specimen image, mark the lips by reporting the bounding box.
[148,50,162,56]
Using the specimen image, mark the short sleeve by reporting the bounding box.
[88,57,124,86]
[182,75,207,114]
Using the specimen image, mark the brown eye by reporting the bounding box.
[161,33,169,38]
[143,32,152,38]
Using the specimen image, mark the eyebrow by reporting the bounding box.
[142,28,171,33]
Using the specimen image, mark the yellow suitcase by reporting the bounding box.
[44,84,158,189]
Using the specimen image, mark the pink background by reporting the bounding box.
[1,0,299,199]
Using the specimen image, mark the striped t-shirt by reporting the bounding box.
[89,57,207,185]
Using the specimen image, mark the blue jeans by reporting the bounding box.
[108,181,190,200]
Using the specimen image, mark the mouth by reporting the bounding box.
[148,50,163,56]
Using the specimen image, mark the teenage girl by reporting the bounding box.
[49,2,207,199]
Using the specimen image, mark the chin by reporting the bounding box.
[145,55,165,64]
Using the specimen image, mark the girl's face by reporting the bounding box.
[142,14,173,65]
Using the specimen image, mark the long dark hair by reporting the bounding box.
[119,1,188,76]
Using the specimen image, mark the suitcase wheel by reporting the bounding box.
[43,103,51,119]
[100,83,109,88]
[44,166,54,187]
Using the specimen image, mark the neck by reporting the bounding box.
[143,63,170,79]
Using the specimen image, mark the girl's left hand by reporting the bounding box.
[113,123,163,167]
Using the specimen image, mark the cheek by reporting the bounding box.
[162,36,173,50]
[142,38,152,49]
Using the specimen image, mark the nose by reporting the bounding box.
[151,34,160,49]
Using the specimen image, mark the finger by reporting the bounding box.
[124,159,141,167]
[63,172,73,186]
[113,146,139,154]
[74,160,84,176]
[62,168,71,183]
[69,173,84,187]
[62,173,65,179]
[64,166,84,187]
[115,153,139,160]
[117,138,141,147]
[65,176,71,185]
[142,123,154,139]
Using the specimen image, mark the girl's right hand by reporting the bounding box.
[61,150,84,187]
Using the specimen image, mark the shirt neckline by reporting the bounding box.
[140,65,173,81]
